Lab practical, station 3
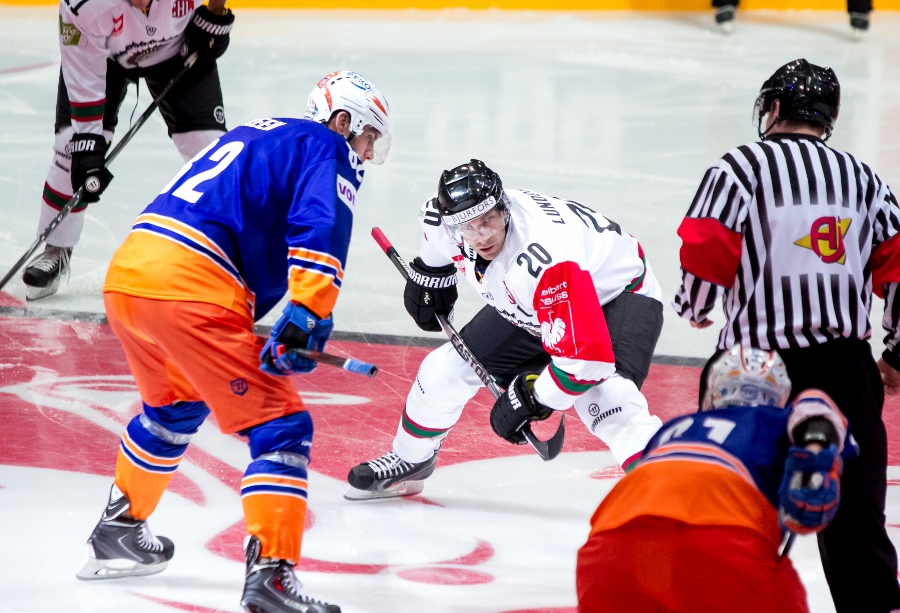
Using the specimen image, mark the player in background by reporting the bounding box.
[577,346,857,613]
[712,0,872,37]
[673,59,900,612]
[76,71,391,613]
[22,0,236,300]
[345,160,665,500]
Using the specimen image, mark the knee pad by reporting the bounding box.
[121,401,209,472]
[245,411,313,464]
[172,129,225,161]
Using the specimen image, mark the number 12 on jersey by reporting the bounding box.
[160,139,245,203]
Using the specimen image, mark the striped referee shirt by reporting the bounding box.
[672,133,900,363]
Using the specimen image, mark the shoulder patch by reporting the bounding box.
[336,174,357,212]
[59,15,82,46]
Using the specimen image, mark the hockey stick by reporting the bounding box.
[287,348,378,378]
[371,226,565,461]
[0,52,199,292]
[779,532,796,559]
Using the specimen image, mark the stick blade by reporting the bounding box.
[523,414,565,461]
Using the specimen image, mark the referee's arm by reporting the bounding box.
[673,166,746,326]
[871,186,900,394]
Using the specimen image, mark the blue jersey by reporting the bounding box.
[105,117,363,321]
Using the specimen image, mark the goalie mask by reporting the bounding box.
[305,71,392,164]
[437,159,510,247]
[701,346,791,411]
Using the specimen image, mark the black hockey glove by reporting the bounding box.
[69,133,113,204]
[404,257,458,332]
[184,5,235,68]
[490,373,554,445]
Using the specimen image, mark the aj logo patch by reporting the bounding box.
[795,216,851,264]
[230,378,249,396]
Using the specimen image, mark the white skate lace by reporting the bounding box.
[278,564,327,605]
[30,246,71,278]
[367,452,413,478]
[136,522,165,553]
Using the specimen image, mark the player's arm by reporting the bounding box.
[778,389,855,535]
[673,165,748,326]
[403,197,459,332]
[869,185,900,393]
[58,2,115,202]
[260,156,351,376]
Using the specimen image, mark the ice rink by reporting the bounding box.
[2,5,900,612]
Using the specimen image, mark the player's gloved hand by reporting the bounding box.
[184,5,235,68]
[404,257,458,332]
[490,373,554,445]
[777,444,842,535]
[260,302,333,376]
[70,133,113,203]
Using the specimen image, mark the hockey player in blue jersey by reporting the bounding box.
[78,71,391,613]
[577,346,858,613]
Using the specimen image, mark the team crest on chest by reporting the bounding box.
[112,14,124,36]
[794,216,851,265]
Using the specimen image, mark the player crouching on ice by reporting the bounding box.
[576,346,856,613]
[346,159,665,500]
[76,71,391,613]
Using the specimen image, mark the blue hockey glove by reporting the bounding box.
[777,444,842,535]
[260,302,333,376]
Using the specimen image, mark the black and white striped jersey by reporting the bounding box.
[672,132,900,363]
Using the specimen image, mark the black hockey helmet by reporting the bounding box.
[436,159,507,226]
[753,59,840,140]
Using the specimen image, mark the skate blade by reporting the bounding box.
[24,278,61,301]
[76,555,168,580]
[718,21,734,34]
[343,479,425,501]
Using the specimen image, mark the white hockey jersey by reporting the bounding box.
[417,189,662,411]
[58,0,198,135]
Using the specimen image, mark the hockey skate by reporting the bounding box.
[22,244,71,300]
[344,450,438,501]
[849,11,869,40]
[715,4,736,34]
[76,485,174,580]
[241,536,341,613]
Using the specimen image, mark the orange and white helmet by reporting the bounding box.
[304,71,392,164]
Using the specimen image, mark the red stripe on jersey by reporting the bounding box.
[678,217,742,288]
[871,234,900,298]
[533,261,614,364]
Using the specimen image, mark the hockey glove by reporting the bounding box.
[184,5,235,68]
[490,373,554,445]
[260,302,333,376]
[777,444,842,535]
[404,257,458,332]
[69,133,113,204]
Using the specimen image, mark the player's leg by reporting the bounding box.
[144,56,227,161]
[78,292,208,580]
[345,306,549,500]
[575,292,664,470]
[847,0,871,36]
[23,65,127,299]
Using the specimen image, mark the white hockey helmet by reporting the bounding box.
[304,71,392,164]
[701,345,791,411]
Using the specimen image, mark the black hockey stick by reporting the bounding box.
[286,348,378,378]
[371,226,565,461]
[0,52,199,292]
[779,532,796,559]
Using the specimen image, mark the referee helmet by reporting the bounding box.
[753,59,841,140]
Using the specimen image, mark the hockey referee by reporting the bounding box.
[673,59,900,613]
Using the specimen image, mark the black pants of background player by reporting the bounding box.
[457,291,664,395]
[55,54,226,137]
[712,0,871,11]
[699,338,900,613]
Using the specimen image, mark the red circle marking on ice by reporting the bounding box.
[395,566,494,585]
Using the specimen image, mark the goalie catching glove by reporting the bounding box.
[490,373,553,444]
[260,302,333,376]
[404,257,458,332]
[777,444,842,535]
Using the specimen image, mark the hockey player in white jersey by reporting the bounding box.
[346,159,665,499]
[22,0,235,300]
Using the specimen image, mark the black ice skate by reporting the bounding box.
[344,450,438,501]
[22,244,72,300]
[849,11,869,40]
[76,485,174,580]
[241,536,341,613]
[715,4,736,34]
